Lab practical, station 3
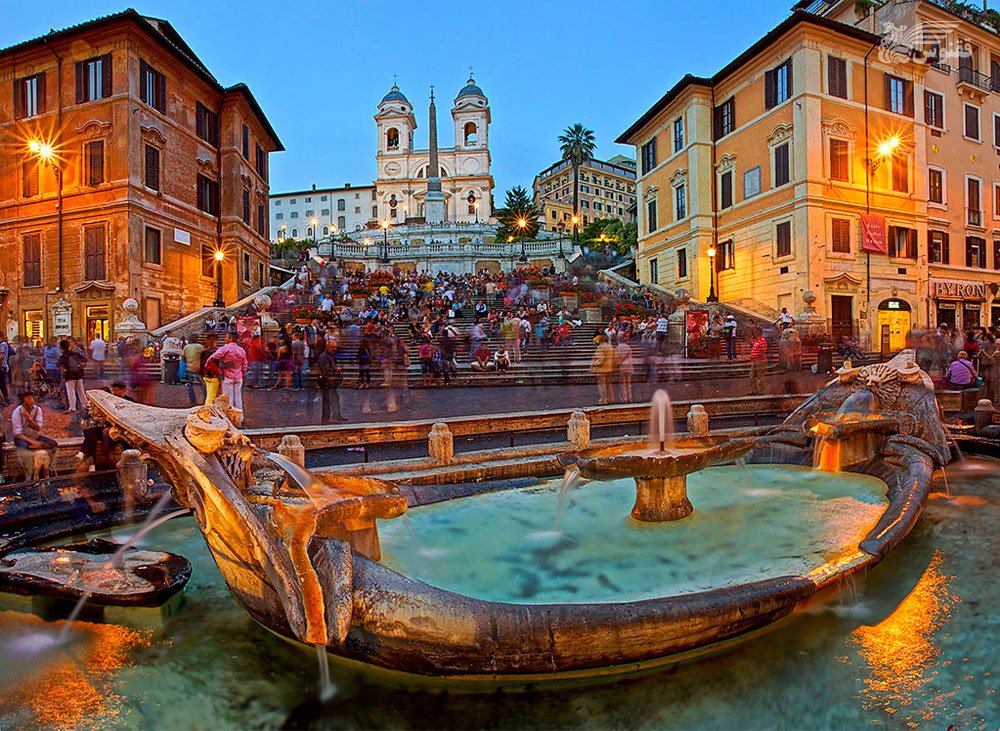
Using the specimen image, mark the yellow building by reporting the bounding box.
[619,11,933,350]
[533,155,637,232]
[808,0,1000,333]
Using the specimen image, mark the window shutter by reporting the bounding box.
[139,60,148,103]
[36,72,46,114]
[75,61,85,103]
[101,53,112,97]
[713,106,722,140]
[942,232,950,263]
[13,79,24,118]
[157,71,166,112]
[786,61,794,100]
[907,228,917,259]
[197,177,205,211]
[883,73,892,111]
[903,81,914,117]
[765,69,777,109]
[88,141,104,185]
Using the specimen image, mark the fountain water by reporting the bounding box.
[649,389,674,453]
[554,465,584,528]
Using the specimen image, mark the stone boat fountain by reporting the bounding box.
[83,349,948,682]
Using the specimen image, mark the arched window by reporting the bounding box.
[337,199,346,211]
[464,122,478,145]
[307,227,313,237]
[386,127,399,149]
[291,228,298,237]
[338,215,346,229]
[323,226,329,235]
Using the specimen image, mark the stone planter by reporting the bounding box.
[551,295,579,311]
[580,307,603,324]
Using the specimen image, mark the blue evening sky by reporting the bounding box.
[1,0,791,196]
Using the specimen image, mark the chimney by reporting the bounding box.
[312,183,316,191]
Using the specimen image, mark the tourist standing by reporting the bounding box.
[208,333,248,413]
[0,334,11,406]
[723,315,738,360]
[89,334,107,378]
[183,338,205,406]
[655,313,669,354]
[748,329,768,395]
[590,334,616,405]
[200,334,221,405]
[58,339,88,412]
[291,332,306,391]
[614,337,634,403]
[317,340,346,423]
[980,334,1000,403]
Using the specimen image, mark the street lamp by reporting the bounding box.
[571,214,581,251]
[517,217,528,262]
[870,135,900,173]
[213,249,225,307]
[29,139,63,292]
[706,246,718,303]
[379,219,391,264]
[556,222,566,259]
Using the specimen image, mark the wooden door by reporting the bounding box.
[831,295,854,342]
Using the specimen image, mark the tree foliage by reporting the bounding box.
[558,123,598,222]
[494,185,541,240]
[580,218,637,255]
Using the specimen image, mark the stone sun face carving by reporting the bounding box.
[855,363,902,409]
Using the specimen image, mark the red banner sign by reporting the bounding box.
[861,214,887,254]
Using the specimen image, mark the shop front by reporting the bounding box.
[876,298,911,353]
[930,279,986,332]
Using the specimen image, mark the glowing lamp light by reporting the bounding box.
[877,136,901,157]
[214,250,225,262]
[29,139,54,160]
[707,246,717,258]
[517,218,527,229]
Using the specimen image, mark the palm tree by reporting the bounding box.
[558,123,597,246]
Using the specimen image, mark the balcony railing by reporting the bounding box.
[958,66,993,92]
[318,238,571,260]
[967,207,983,227]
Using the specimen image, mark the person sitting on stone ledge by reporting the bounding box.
[10,392,58,479]
[470,344,495,372]
[494,346,511,373]
[944,350,977,391]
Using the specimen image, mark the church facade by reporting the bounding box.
[373,78,494,224]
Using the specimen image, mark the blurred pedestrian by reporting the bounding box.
[749,329,768,395]
[590,333,616,405]
[208,333,248,413]
[58,339,88,412]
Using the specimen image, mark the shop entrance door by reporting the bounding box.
[963,305,981,330]
[85,304,110,343]
[992,306,1000,328]
[831,295,854,343]
[877,299,911,352]
[936,304,957,330]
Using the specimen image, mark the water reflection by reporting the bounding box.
[851,550,955,722]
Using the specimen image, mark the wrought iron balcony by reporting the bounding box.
[958,66,992,93]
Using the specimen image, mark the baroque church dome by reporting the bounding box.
[380,84,410,105]
[456,77,486,101]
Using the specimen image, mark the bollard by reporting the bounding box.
[687,404,709,437]
[277,435,306,468]
[974,399,994,435]
[428,423,454,465]
[567,410,591,449]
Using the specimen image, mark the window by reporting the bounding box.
[75,54,111,103]
[765,59,792,108]
[242,189,250,224]
[372,206,378,218]
[84,140,104,186]
[995,182,1000,219]
[891,154,908,193]
[677,248,687,279]
[275,213,283,220]
[290,211,299,219]
[717,240,735,271]
[994,113,1000,147]
[22,160,38,198]
[928,168,944,204]
[23,233,41,287]
[386,127,400,148]
[673,117,684,152]
[321,195,328,201]
[967,236,986,267]
[646,198,657,233]
[831,218,851,253]
[828,56,847,99]
[776,221,792,258]
[144,144,160,191]
[641,138,657,174]
[305,197,311,203]
[337,199,346,211]
[257,203,266,236]
[144,227,161,265]
[649,258,659,284]
[968,176,983,225]
[242,125,249,158]
[929,231,949,264]
[13,72,45,118]
[720,170,733,209]
[675,185,686,220]
[829,138,848,182]
[924,91,944,129]
[83,226,106,280]
[888,226,917,258]
[337,215,346,229]
[964,104,980,140]
[242,251,251,282]
[139,60,165,112]
[774,143,790,187]
[884,74,912,116]
[323,226,329,236]
[714,97,735,138]
[196,174,220,215]
[291,228,297,238]
[258,261,266,286]
[255,144,266,178]
[196,102,219,146]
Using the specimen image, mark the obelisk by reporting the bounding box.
[424,86,447,224]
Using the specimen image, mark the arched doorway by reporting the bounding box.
[877,298,911,353]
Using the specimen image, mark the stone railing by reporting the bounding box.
[318,239,573,261]
[149,281,293,341]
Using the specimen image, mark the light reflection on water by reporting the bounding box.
[0,458,997,729]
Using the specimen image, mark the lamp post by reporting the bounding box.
[213,249,225,307]
[571,213,581,250]
[706,246,718,303]
[29,140,63,293]
[379,219,391,264]
[556,222,566,259]
[517,217,528,263]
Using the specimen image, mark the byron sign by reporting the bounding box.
[929,280,987,300]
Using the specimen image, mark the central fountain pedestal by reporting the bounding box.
[633,476,693,522]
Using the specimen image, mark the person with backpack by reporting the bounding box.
[58,339,88,413]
